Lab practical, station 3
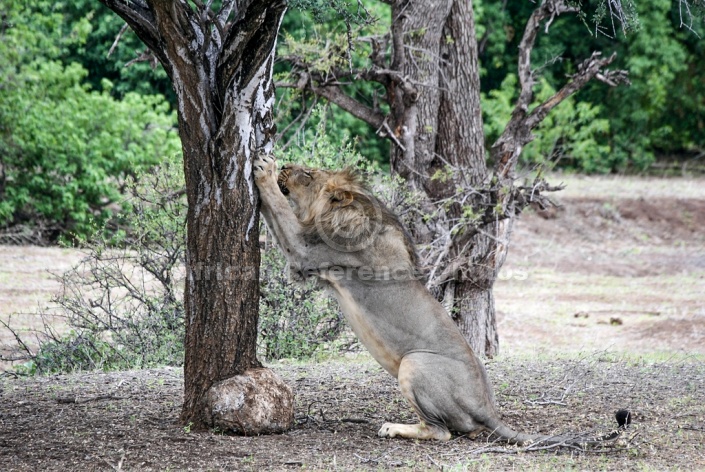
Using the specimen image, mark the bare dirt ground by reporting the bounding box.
[1,175,704,470]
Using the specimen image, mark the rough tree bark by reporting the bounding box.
[279,0,628,357]
[425,0,499,354]
[383,0,499,354]
[98,0,293,432]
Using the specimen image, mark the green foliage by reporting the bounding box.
[258,249,345,360]
[15,331,131,375]
[279,105,382,172]
[289,0,369,24]
[478,0,704,173]
[275,5,391,166]
[602,0,700,169]
[56,0,174,101]
[483,74,611,172]
[0,1,180,240]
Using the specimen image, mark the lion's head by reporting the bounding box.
[277,164,417,263]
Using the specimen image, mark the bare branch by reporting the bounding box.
[97,0,168,66]
[276,95,319,151]
[515,0,579,117]
[427,177,564,286]
[525,52,629,130]
[124,49,159,69]
[277,70,388,130]
[491,0,629,180]
[312,83,386,130]
[107,23,129,58]
[379,119,406,151]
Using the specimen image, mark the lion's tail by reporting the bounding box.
[484,417,621,447]
[483,418,536,445]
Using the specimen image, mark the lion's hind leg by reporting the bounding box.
[378,421,450,441]
[378,353,455,441]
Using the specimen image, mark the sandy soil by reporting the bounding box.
[496,175,705,357]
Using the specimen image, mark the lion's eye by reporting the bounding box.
[299,171,313,186]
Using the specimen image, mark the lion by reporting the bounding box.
[253,154,621,444]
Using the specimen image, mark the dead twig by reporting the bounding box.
[107,23,129,58]
[354,446,400,464]
[339,417,369,424]
[103,451,126,471]
[56,394,128,404]
[679,425,705,432]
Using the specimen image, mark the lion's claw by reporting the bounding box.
[253,153,278,184]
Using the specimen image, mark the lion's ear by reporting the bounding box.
[329,189,354,207]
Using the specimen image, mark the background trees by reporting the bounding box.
[1,0,703,433]
[3,0,701,243]
[276,1,704,173]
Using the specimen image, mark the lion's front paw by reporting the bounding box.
[253,153,278,185]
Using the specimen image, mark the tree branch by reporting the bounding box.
[491,0,629,180]
[428,178,564,286]
[310,81,386,130]
[217,1,286,99]
[525,52,629,130]
[515,0,579,122]
[217,0,237,27]
[97,0,168,67]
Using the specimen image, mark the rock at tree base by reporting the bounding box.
[205,368,293,434]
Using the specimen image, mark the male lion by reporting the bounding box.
[253,154,619,444]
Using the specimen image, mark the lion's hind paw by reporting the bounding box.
[378,422,451,441]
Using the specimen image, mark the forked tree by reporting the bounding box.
[279,0,629,356]
[97,0,292,431]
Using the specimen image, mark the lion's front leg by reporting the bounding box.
[253,154,307,267]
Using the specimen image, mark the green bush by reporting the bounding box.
[0,1,180,241]
[258,249,345,360]
[482,74,611,173]
[6,156,187,374]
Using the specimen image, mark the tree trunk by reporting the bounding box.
[438,0,500,357]
[99,0,292,433]
[388,0,452,194]
[389,0,500,357]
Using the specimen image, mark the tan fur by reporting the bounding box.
[253,154,617,445]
